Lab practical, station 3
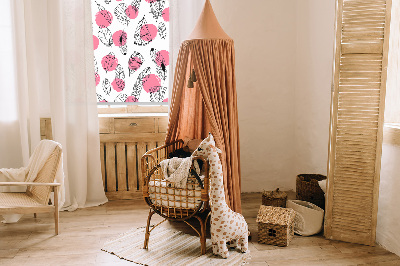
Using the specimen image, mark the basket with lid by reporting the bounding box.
[262,188,287,208]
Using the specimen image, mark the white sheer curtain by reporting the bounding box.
[0,0,107,211]
[169,0,204,96]
[0,1,24,169]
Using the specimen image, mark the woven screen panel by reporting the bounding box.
[325,0,392,245]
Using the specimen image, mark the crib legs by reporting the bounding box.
[144,209,155,249]
[192,212,211,255]
[144,208,210,254]
[200,217,207,255]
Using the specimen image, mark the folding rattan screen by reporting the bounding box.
[325,0,392,245]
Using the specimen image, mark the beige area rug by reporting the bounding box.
[102,226,250,265]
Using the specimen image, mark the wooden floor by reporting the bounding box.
[1,193,399,266]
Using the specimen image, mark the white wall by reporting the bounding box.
[212,0,297,192]
[377,142,400,256]
[212,1,400,254]
[294,1,335,178]
[211,0,335,192]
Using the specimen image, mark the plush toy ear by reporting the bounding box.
[210,144,222,154]
[208,133,214,141]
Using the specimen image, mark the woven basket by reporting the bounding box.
[296,174,326,209]
[256,205,296,247]
[262,188,287,208]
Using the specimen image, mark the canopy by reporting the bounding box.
[166,0,242,212]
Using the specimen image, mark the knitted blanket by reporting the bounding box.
[159,157,199,188]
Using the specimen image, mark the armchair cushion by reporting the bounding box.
[0,193,42,208]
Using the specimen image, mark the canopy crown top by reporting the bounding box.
[188,0,231,40]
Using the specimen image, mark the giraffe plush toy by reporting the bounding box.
[192,133,248,258]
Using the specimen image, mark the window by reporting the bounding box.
[91,0,169,104]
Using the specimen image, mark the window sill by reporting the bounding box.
[98,113,168,118]
[97,105,168,116]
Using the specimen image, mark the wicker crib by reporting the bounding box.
[141,140,210,254]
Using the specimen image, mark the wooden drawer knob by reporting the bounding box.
[129,123,138,127]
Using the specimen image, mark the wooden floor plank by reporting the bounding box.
[0,192,398,265]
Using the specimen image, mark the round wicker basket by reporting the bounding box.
[295,174,326,210]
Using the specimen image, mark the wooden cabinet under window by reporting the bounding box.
[99,115,168,200]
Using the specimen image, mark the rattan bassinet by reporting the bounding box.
[141,140,210,254]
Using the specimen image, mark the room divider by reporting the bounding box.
[325,0,392,245]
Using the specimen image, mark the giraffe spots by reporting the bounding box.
[197,134,249,258]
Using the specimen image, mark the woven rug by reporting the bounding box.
[102,226,250,265]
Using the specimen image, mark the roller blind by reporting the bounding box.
[92,0,170,103]
[325,0,392,245]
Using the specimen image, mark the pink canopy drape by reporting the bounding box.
[166,39,242,213]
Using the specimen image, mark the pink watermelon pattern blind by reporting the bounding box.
[92,0,169,103]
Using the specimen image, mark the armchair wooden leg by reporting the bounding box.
[144,209,155,249]
[54,186,59,235]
